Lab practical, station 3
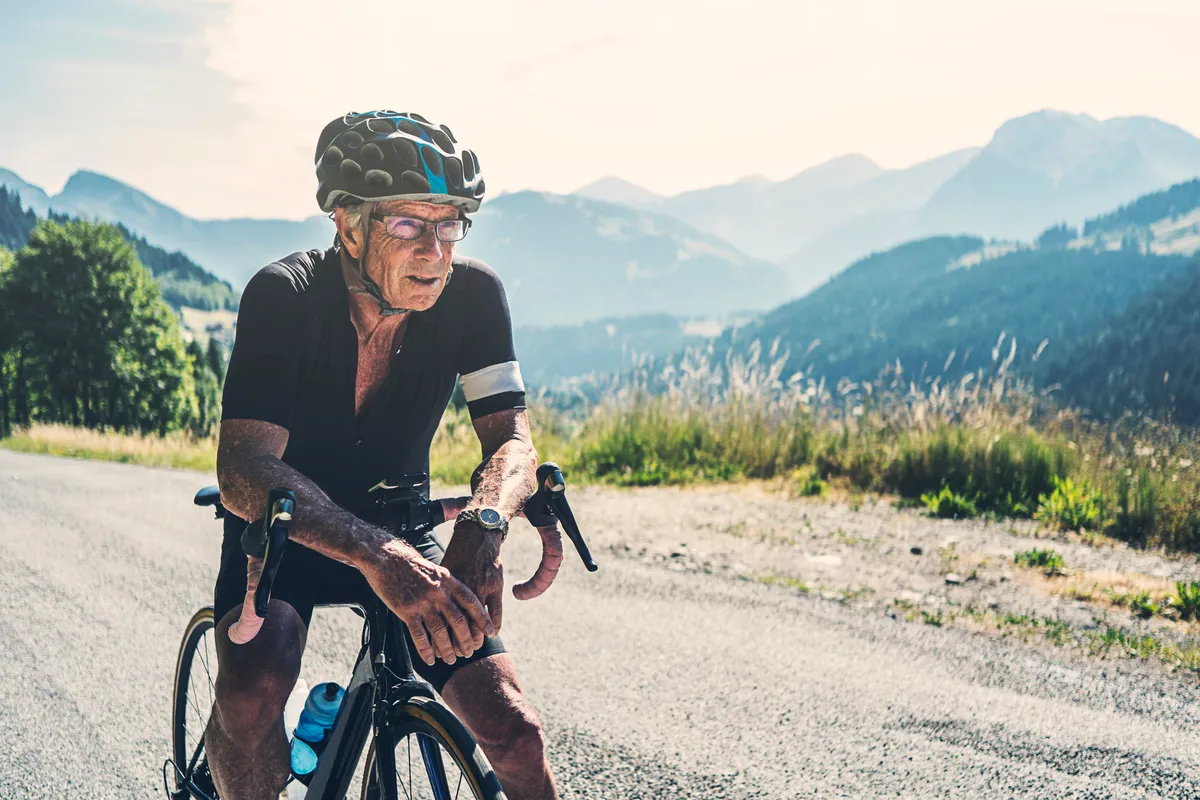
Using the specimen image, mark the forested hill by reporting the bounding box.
[1045,257,1200,424]
[721,235,1191,384]
[1083,179,1200,237]
[0,187,236,311]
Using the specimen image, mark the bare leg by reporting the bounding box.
[441,654,558,800]
[206,601,307,800]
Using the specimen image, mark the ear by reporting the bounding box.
[334,209,363,259]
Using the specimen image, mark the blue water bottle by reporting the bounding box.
[290,681,345,785]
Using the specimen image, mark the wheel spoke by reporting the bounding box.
[199,632,215,690]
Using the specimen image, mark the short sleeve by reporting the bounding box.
[455,261,526,419]
[220,266,303,428]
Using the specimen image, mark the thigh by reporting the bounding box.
[438,654,539,744]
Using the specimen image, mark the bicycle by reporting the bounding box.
[165,462,597,800]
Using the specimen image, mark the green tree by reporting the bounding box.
[0,219,197,434]
[187,339,221,436]
[1035,222,1075,250]
[205,338,226,384]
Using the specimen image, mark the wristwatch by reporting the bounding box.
[457,507,509,541]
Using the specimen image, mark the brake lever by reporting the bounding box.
[524,463,598,572]
[240,488,296,618]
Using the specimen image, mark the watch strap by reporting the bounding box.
[457,507,509,541]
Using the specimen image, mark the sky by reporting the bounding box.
[2,0,1199,221]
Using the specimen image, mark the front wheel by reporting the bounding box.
[360,696,506,800]
[169,606,220,799]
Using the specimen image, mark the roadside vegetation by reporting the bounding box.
[547,342,1200,556]
[2,423,216,472]
[14,333,1200,562]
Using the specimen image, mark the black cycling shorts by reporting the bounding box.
[213,523,506,693]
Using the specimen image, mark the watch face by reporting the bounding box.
[479,508,502,527]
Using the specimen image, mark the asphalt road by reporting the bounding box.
[2,450,1200,799]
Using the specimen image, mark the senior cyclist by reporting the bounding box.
[206,110,564,800]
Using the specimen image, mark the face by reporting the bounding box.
[336,199,461,312]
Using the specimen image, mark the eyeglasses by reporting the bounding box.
[369,213,472,242]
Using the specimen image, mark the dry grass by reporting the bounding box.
[1,423,217,472]
[1048,569,1176,610]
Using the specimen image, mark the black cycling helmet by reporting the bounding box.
[315,110,485,213]
[315,110,485,316]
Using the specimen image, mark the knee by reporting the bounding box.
[477,702,547,768]
[213,601,305,740]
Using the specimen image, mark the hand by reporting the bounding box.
[359,537,495,666]
[513,524,565,600]
[227,555,266,645]
[440,522,505,633]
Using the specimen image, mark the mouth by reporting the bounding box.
[408,276,441,287]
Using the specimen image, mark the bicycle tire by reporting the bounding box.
[360,696,506,800]
[171,606,220,799]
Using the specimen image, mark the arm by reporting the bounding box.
[216,418,389,569]
[440,408,566,629]
[462,408,538,522]
[218,419,493,662]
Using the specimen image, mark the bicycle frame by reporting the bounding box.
[303,596,439,800]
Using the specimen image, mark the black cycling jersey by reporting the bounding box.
[220,246,526,512]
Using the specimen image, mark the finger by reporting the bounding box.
[449,578,496,638]
[441,604,479,657]
[408,619,437,666]
[513,525,565,600]
[426,618,457,665]
[228,557,265,644]
[487,588,504,634]
[228,589,264,644]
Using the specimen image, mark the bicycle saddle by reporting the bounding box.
[194,485,222,506]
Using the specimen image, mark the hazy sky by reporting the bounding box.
[2,0,1199,220]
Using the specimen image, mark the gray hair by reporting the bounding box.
[338,201,364,229]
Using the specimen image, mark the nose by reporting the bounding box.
[412,228,444,262]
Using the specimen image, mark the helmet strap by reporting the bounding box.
[347,200,411,317]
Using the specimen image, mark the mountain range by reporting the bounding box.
[0,169,789,328]
[8,108,1200,397]
[0,169,334,291]
[576,111,1200,294]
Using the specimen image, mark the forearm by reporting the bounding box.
[463,409,540,523]
[219,452,394,569]
[467,437,538,522]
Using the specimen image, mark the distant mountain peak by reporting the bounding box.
[775,153,884,193]
[0,167,52,216]
[573,176,663,207]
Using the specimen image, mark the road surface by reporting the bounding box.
[1,450,1199,799]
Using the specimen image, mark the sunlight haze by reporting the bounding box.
[2,0,1198,219]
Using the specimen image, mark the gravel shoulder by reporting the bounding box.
[2,451,1200,799]
[566,481,1200,663]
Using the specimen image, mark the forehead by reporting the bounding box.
[375,200,460,220]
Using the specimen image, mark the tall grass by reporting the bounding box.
[569,342,1072,512]
[561,339,1200,553]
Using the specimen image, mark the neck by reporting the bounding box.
[340,249,409,343]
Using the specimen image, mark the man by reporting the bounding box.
[206,110,565,800]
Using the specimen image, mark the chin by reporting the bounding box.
[398,287,443,311]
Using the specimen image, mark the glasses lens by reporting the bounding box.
[436,220,467,242]
[383,217,425,240]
